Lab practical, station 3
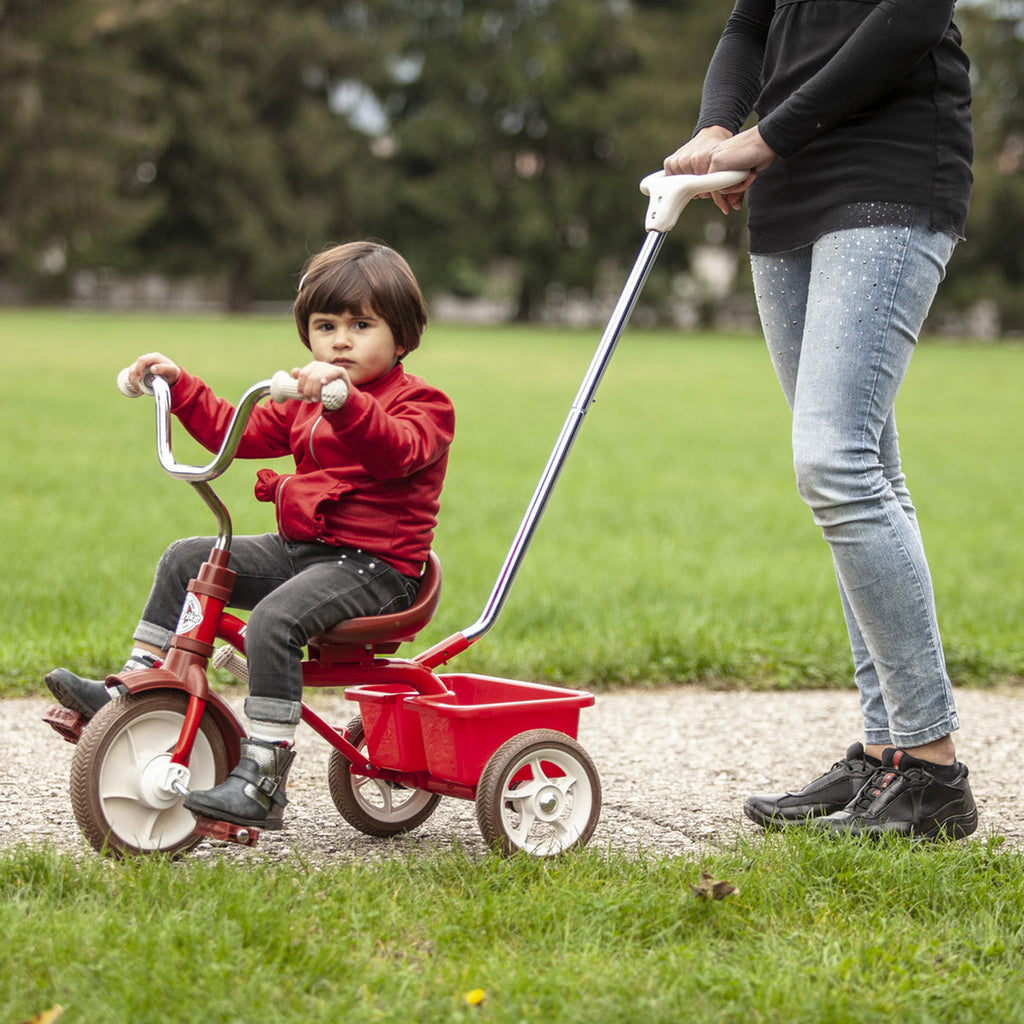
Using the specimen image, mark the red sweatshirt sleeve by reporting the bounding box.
[321,380,455,480]
[169,370,293,459]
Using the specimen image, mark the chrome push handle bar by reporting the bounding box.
[459,169,747,647]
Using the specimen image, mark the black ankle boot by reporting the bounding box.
[45,669,114,718]
[184,738,295,831]
[45,654,156,719]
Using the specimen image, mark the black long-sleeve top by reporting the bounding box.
[694,0,973,253]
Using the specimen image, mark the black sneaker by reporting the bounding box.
[818,747,978,840]
[743,743,878,828]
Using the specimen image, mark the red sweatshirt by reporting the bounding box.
[169,364,455,577]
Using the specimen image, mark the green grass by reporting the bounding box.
[1,309,1022,693]
[2,835,1023,1023]
[3,312,1024,1022]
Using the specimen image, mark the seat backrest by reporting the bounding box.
[311,551,442,648]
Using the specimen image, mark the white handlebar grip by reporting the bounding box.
[269,370,302,403]
[639,169,749,233]
[270,370,348,411]
[116,366,154,397]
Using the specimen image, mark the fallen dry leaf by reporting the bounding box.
[688,871,739,900]
[19,1007,64,1024]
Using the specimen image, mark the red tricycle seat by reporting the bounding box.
[307,551,441,659]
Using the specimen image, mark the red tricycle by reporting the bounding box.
[44,368,600,859]
[44,170,741,861]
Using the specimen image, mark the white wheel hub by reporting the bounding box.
[532,784,564,819]
[138,755,191,809]
[500,751,591,854]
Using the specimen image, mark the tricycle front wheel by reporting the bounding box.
[476,729,601,856]
[70,692,231,858]
[327,716,441,837]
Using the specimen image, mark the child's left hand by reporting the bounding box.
[288,361,351,403]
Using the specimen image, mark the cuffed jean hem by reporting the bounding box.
[866,709,961,750]
[244,696,303,726]
[134,620,174,652]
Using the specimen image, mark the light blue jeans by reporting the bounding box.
[750,223,960,748]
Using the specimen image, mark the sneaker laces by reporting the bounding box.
[848,764,900,812]
[847,749,927,812]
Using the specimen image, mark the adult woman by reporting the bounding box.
[665,0,977,838]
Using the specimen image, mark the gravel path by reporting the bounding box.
[3,686,1020,861]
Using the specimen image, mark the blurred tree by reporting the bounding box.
[0,0,160,293]
[117,0,383,310]
[338,0,626,318]
[347,0,731,320]
[947,0,1024,331]
[2,0,1020,328]
[613,0,755,320]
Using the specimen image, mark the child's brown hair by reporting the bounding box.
[294,241,427,354]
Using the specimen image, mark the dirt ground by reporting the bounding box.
[2,685,1020,862]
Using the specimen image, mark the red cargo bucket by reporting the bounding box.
[345,675,594,787]
[343,681,429,772]
[408,674,594,787]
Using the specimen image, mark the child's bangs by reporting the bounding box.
[306,262,379,317]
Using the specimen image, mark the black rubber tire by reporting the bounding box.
[70,691,230,858]
[327,716,441,837]
[475,729,601,857]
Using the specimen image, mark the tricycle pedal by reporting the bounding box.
[42,705,87,744]
[192,815,261,847]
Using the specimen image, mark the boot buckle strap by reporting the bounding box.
[234,762,289,808]
[256,775,288,807]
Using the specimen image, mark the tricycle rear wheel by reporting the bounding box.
[476,729,601,856]
[327,716,441,837]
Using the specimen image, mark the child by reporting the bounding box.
[46,241,455,830]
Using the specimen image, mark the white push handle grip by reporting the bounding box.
[270,369,349,411]
[117,366,154,397]
[639,169,749,233]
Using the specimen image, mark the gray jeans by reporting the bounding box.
[134,534,418,724]
[751,224,960,748]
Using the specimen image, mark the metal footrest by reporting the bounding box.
[42,705,87,744]
[192,815,261,847]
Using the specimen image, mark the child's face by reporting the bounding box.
[307,308,405,386]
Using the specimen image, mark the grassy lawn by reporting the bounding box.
[3,310,1023,1024]
[2,835,1023,1023]
[2,309,1021,693]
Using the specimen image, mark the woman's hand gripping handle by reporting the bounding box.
[639,169,749,233]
